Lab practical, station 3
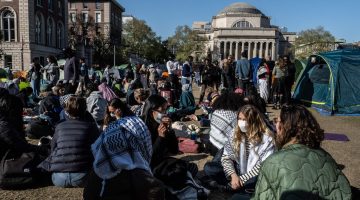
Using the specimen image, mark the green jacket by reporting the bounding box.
[252,144,352,200]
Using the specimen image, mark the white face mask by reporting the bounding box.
[155,112,165,124]
[238,120,248,133]
[110,113,116,118]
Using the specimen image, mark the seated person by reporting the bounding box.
[141,94,178,168]
[0,89,49,188]
[16,87,33,108]
[251,104,352,200]
[83,99,164,200]
[221,105,274,195]
[39,96,100,188]
[130,88,150,117]
[85,82,107,127]
[103,98,132,131]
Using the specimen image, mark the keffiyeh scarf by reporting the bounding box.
[92,116,152,180]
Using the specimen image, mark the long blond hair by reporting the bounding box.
[233,105,273,156]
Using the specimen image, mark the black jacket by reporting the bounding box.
[147,118,178,169]
[39,119,99,172]
[0,116,46,161]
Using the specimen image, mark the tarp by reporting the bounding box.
[293,49,360,115]
[250,57,261,85]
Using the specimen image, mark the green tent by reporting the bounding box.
[294,59,306,84]
[293,49,360,115]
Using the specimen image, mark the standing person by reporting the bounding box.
[103,64,120,87]
[235,51,251,95]
[181,56,193,91]
[43,55,59,86]
[283,55,296,104]
[63,47,79,93]
[272,58,286,109]
[221,105,274,193]
[199,58,218,104]
[28,58,42,99]
[79,57,89,84]
[265,55,275,102]
[257,59,270,102]
[166,58,176,79]
[251,104,352,200]
[222,55,236,92]
[39,96,100,188]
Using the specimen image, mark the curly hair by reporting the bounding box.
[233,105,273,157]
[277,104,324,149]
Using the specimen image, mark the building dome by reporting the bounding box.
[218,2,262,15]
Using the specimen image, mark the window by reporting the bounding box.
[70,13,76,23]
[47,18,53,46]
[4,55,12,68]
[35,14,42,43]
[95,12,101,23]
[233,20,253,28]
[83,1,88,9]
[57,1,62,15]
[1,10,16,42]
[82,12,88,23]
[48,0,53,10]
[57,23,63,48]
[37,0,43,6]
[95,0,101,9]
[286,37,289,41]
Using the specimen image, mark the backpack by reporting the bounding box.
[153,158,208,200]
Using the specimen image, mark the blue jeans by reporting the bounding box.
[181,77,192,91]
[31,79,40,98]
[52,172,88,188]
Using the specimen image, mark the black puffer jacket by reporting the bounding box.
[39,119,99,172]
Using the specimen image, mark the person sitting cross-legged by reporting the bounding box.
[39,96,100,188]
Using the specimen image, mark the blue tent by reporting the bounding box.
[293,49,360,115]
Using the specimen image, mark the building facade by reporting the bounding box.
[0,0,68,70]
[194,3,296,61]
[68,0,124,66]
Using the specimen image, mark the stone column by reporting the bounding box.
[241,41,245,56]
[260,42,264,58]
[272,41,276,60]
[253,41,258,58]
[229,41,233,57]
[265,42,269,57]
[248,41,251,60]
[235,41,239,60]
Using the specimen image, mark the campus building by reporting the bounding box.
[0,0,68,70]
[68,0,125,66]
[193,2,296,61]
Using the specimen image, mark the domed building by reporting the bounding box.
[193,2,296,60]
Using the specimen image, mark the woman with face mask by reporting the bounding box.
[103,98,134,131]
[221,105,275,194]
[141,94,178,169]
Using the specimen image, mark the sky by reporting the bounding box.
[118,0,360,43]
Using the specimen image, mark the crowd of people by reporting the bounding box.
[0,48,353,199]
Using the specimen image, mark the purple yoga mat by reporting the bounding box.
[324,133,350,141]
